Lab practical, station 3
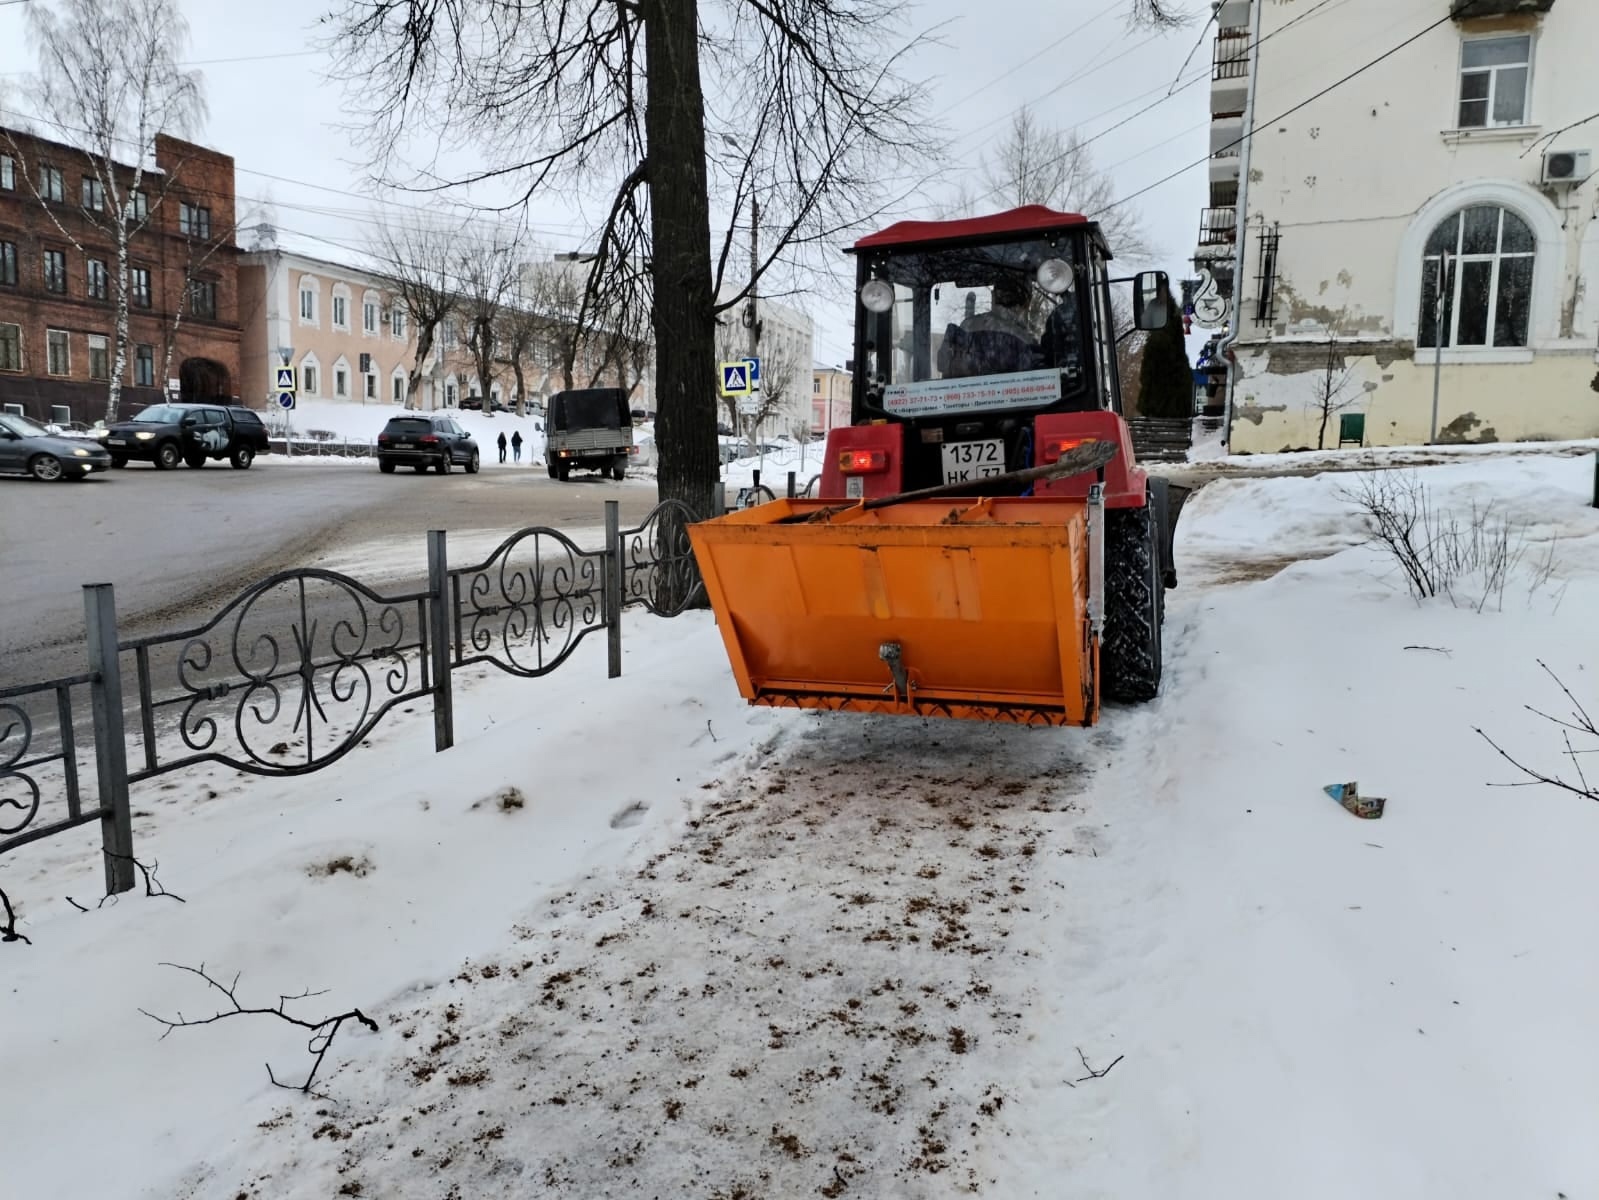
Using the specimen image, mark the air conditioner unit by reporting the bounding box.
[1541,149,1590,186]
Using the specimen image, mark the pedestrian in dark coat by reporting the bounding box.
[497,431,508,463]
[511,430,523,463]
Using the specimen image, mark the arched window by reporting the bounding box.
[1418,206,1534,349]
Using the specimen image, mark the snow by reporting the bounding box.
[264,398,551,468]
[5,452,1599,1199]
[1188,433,1599,473]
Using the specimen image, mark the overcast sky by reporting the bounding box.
[0,0,1213,367]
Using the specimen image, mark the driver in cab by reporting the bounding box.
[940,275,1040,378]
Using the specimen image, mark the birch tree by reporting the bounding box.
[10,0,205,421]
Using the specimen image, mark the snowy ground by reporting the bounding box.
[266,398,551,469]
[4,452,1598,1198]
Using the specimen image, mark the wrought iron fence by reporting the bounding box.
[0,497,710,900]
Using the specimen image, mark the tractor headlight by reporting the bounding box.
[859,278,895,313]
[1036,258,1075,295]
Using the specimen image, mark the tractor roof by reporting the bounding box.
[851,204,1110,256]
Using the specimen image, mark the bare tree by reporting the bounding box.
[324,0,929,519]
[496,302,542,416]
[456,229,522,412]
[1309,337,1361,451]
[960,107,1154,264]
[372,219,462,411]
[1129,0,1193,28]
[8,0,205,421]
[160,215,238,394]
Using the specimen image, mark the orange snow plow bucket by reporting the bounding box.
[687,493,1105,726]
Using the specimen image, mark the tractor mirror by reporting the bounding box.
[1134,271,1170,331]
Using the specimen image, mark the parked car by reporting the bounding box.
[376,413,480,475]
[546,387,633,481]
[0,412,113,480]
[99,403,269,470]
[457,396,483,411]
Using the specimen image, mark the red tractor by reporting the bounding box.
[690,205,1181,725]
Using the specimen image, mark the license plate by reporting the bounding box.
[107,438,126,446]
[941,439,1004,485]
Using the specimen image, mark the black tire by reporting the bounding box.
[556,462,570,481]
[611,462,626,482]
[546,462,558,479]
[1101,495,1163,704]
[230,445,255,470]
[29,454,64,482]
[154,441,181,470]
[379,459,396,474]
[464,450,480,475]
[435,455,451,475]
[109,454,127,469]
[184,453,206,469]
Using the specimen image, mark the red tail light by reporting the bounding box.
[838,449,887,474]
[1039,436,1095,464]
[419,435,439,445]
[377,434,390,445]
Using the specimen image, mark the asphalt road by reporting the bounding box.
[0,459,661,687]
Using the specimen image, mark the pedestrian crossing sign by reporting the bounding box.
[274,366,296,392]
[719,361,752,396]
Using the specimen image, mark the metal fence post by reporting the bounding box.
[426,530,454,752]
[787,470,796,499]
[83,584,134,895]
[1592,451,1598,509]
[605,500,623,679]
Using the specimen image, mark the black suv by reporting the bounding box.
[376,414,480,475]
[101,403,270,470]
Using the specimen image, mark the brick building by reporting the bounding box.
[0,127,241,425]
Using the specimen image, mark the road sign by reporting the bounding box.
[277,392,296,410]
[274,366,296,392]
[737,394,760,416]
[745,356,760,385]
[719,361,752,396]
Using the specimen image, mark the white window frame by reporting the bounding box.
[298,275,321,326]
[362,291,380,336]
[300,352,321,397]
[46,328,70,376]
[0,322,21,372]
[392,370,408,404]
[333,356,351,398]
[1394,179,1561,364]
[0,155,13,191]
[331,284,351,331]
[365,372,377,400]
[88,334,109,381]
[445,382,457,407]
[1457,34,1533,131]
[391,307,406,339]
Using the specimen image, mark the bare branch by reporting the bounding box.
[0,884,30,945]
[105,852,185,902]
[139,962,377,1093]
[1074,1046,1124,1082]
[1473,661,1598,805]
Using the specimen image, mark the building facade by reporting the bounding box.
[811,364,852,435]
[238,244,434,412]
[1195,0,1599,452]
[0,128,241,424]
[716,287,815,438]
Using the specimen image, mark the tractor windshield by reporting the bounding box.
[856,235,1093,420]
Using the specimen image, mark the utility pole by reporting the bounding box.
[745,196,759,452]
[1429,249,1450,445]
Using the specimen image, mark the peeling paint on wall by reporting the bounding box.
[1234,403,1287,426]
[1435,412,1498,444]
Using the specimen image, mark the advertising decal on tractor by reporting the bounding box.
[882,368,1062,418]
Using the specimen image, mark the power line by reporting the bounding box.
[1089,9,1460,220]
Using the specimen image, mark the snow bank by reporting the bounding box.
[5,451,1598,1199]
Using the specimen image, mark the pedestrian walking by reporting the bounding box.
[497,431,508,463]
[511,430,523,463]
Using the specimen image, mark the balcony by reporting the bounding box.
[1212,28,1250,116]
[1451,0,1553,17]
[1198,206,1238,247]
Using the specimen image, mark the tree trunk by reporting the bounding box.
[409,321,437,410]
[643,0,718,517]
[109,219,130,421]
[511,357,526,416]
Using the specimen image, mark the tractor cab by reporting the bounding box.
[820,205,1169,501]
